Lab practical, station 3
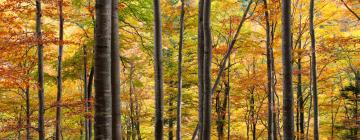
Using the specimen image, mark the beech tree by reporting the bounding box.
[111,0,122,139]
[176,0,185,140]
[55,0,64,139]
[309,0,319,139]
[153,0,164,139]
[281,0,294,139]
[94,0,112,139]
[35,0,45,139]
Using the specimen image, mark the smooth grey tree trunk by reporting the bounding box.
[153,0,164,139]
[281,0,294,139]
[176,0,185,140]
[202,0,212,139]
[197,0,205,139]
[94,0,112,139]
[309,0,319,139]
[191,1,253,138]
[35,0,45,139]
[111,0,122,139]
[55,0,64,139]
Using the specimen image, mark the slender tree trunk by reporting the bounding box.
[250,88,256,140]
[87,66,94,140]
[25,86,31,140]
[297,8,304,139]
[264,0,275,139]
[192,1,253,138]
[227,54,230,140]
[309,0,319,139]
[111,0,122,139]
[94,0,112,139]
[197,0,205,139]
[281,0,294,139]
[202,0,212,139]
[55,0,64,139]
[153,0,164,139]
[215,84,227,140]
[176,1,185,140]
[306,56,313,140]
[210,0,253,95]
[35,0,45,139]
[83,46,90,140]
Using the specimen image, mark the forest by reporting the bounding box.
[0,0,359,139]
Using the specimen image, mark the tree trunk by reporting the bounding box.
[111,0,122,139]
[263,0,275,139]
[94,0,112,139]
[210,0,253,95]
[202,0,212,139]
[176,1,185,140]
[281,0,294,139]
[153,0,164,139]
[83,46,90,140]
[35,0,45,139]
[306,55,313,140]
[87,66,94,140]
[197,0,205,139]
[227,54,231,140]
[309,0,319,139]
[55,0,64,139]
[25,86,31,140]
[215,84,225,140]
[297,8,304,139]
[250,59,256,140]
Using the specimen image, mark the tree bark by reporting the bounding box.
[202,0,212,139]
[94,0,112,139]
[55,0,64,139]
[111,0,122,139]
[297,5,304,139]
[153,0,164,139]
[309,0,319,139]
[176,1,185,140]
[281,0,294,139]
[227,53,231,140]
[83,46,90,140]
[263,0,275,139]
[192,1,253,138]
[87,66,94,140]
[35,0,45,139]
[197,0,205,139]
